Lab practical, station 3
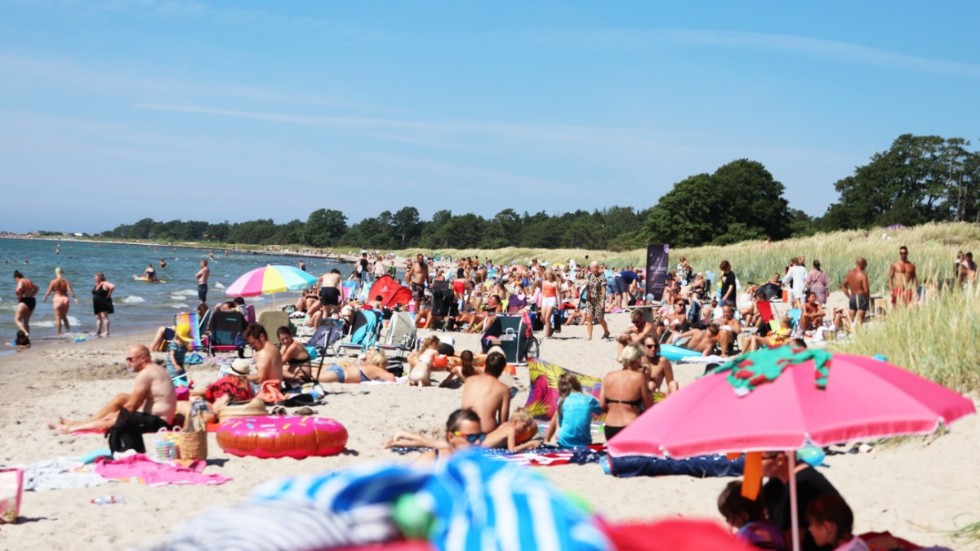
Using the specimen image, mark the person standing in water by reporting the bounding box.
[92,272,116,338]
[43,267,78,334]
[196,259,210,304]
[14,270,40,337]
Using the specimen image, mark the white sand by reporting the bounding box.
[1,313,977,550]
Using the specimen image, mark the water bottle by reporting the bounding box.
[91,495,125,505]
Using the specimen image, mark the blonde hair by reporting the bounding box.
[510,406,532,425]
[619,344,643,367]
[365,349,387,367]
[54,267,64,278]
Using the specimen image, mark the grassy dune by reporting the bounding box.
[397,222,980,389]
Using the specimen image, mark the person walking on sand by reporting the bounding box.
[584,261,610,340]
[842,258,870,326]
[43,267,78,335]
[888,245,918,307]
[196,259,210,304]
[13,270,39,337]
[92,272,116,338]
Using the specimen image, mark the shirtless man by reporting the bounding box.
[314,269,344,322]
[888,246,918,307]
[196,260,210,304]
[616,309,658,353]
[842,258,870,325]
[717,304,742,356]
[460,351,511,433]
[242,324,283,385]
[407,253,429,305]
[671,323,721,356]
[641,336,678,395]
[50,344,176,433]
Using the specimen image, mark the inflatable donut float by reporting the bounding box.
[216,415,348,459]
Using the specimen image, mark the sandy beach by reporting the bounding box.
[1,312,978,550]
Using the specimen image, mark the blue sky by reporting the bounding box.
[1,1,978,234]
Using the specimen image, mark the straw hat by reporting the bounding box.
[229,359,251,377]
[217,397,267,418]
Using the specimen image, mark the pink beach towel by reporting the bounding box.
[95,454,231,486]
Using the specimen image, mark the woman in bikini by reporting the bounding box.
[540,269,561,338]
[92,272,115,338]
[318,348,395,384]
[278,326,312,385]
[599,344,654,441]
[42,267,78,335]
[13,270,39,337]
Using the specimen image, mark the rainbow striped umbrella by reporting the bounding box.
[225,265,318,298]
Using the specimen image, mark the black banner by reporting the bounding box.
[645,243,670,302]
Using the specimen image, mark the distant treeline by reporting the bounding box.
[101,134,978,249]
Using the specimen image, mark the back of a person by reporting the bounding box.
[558,392,598,447]
[461,374,507,433]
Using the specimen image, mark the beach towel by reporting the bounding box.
[252,451,610,551]
[606,454,745,478]
[525,359,602,420]
[388,444,606,467]
[94,454,231,486]
[15,457,108,492]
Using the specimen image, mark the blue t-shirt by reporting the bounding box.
[557,392,602,448]
[165,341,187,379]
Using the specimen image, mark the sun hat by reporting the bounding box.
[175,323,193,342]
[229,359,251,377]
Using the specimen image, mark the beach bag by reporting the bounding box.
[177,411,208,462]
[150,427,181,462]
[0,468,24,524]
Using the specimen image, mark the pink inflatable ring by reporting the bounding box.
[216,416,348,459]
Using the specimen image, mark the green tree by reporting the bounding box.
[821,134,978,229]
[304,209,347,247]
[645,173,722,246]
[391,207,422,247]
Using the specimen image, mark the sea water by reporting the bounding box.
[0,238,355,349]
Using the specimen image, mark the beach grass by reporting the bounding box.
[827,283,980,393]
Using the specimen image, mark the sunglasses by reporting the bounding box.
[452,431,487,444]
[644,344,658,349]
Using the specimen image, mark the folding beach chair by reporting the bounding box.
[481,314,539,365]
[334,309,383,356]
[258,310,291,347]
[379,311,418,358]
[207,311,246,356]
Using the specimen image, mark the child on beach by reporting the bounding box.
[806,493,869,551]
[166,323,193,387]
[544,372,602,448]
[717,479,787,551]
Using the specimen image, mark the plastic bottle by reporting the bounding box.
[91,495,125,505]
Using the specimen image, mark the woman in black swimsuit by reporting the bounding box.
[599,344,654,441]
[278,326,312,385]
[92,272,116,338]
[13,270,39,337]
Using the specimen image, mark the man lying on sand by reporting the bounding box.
[670,323,721,356]
[49,343,176,434]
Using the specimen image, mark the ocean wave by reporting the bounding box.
[174,289,198,297]
[122,296,146,304]
[29,316,82,328]
[170,302,190,309]
[213,282,226,289]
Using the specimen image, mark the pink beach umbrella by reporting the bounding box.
[225,265,318,298]
[606,348,976,551]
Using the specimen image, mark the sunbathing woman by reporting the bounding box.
[742,317,793,352]
[385,408,485,464]
[386,407,540,458]
[318,349,396,384]
[278,326,312,385]
[800,292,825,333]
[42,267,78,335]
[599,345,654,441]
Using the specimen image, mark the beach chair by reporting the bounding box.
[481,314,539,365]
[379,311,417,358]
[755,300,777,333]
[258,310,291,347]
[207,311,246,356]
[334,309,383,356]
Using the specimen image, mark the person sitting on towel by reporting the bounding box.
[49,343,176,434]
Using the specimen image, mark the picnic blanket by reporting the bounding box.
[15,456,109,491]
[389,444,606,467]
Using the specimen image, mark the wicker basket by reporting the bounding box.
[177,411,208,461]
